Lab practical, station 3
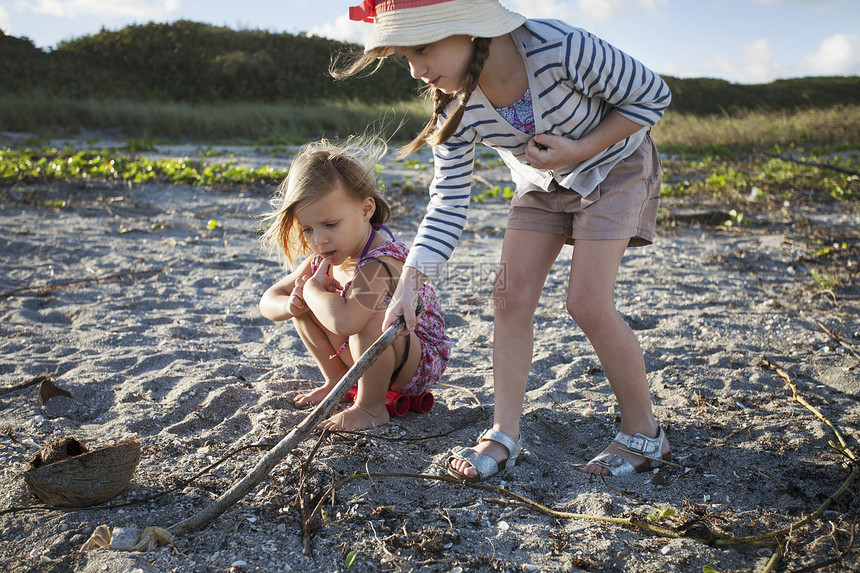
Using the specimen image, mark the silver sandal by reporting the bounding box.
[587,426,670,476]
[447,429,522,482]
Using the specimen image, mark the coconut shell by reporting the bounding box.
[24,437,141,507]
[28,436,88,467]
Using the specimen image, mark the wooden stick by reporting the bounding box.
[0,269,164,298]
[168,315,409,537]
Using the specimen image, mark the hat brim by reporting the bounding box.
[365,2,526,52]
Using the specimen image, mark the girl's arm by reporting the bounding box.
[302,257,398,336]
[400,137,477,286]
[259,257,314,321]
[524,25,670,171]
[524,110,643,170]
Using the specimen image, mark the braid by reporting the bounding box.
[398,37,492,158]
[460,37,492,108]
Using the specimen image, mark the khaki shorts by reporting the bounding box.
[507,133,661,247]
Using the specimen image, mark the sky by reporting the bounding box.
[1,0,859,84]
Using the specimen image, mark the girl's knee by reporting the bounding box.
[566,294,612,331]
[349,318,393,357]
[291,313,316,337]
[493,275,542,317]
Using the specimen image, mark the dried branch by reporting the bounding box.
[0,268,165,298]
[167,314,409,537]
[765,153,860,177]
[300,356,859,573]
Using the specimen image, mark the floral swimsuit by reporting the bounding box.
[495,86,535,135]
[310,226,451,396]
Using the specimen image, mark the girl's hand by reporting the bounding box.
[287,276,309,317]
[307,258,342,293]
[525,133,588,170]
[526,113,645,171]
[383,266,425,334]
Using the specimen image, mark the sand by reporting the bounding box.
[1,141,858,572]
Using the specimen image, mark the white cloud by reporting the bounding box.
[309,13,370,45]
[23,0,180,19]
[506,0,574,20]
[575,0,668,20]
[505,0,667,23]
[0,7,10,35]
[802,33,860,76]
[706,38,789,83]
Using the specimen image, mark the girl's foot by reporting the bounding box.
[581,427,671,476]
[448,432,518,479]
[318,404,389,431]
[293,383,336,407]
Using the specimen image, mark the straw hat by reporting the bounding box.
[350,0,526,52]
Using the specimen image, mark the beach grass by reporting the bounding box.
[2,94,858,154]
[651,104,860,155]
[0,94,429,145]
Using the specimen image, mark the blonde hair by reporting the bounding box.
[260,138,390,266]
[331,37,492,158]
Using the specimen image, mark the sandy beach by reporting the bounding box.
[1,141,858,572]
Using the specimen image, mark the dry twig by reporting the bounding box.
[167,314,409,537]
[300,356,858,573]
[0,268,165,298]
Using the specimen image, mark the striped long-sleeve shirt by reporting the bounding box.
[403,19,672,282]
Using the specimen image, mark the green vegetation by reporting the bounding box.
[0,93,429,142]
[3,23,858,113]
[659,150,858,205]
[4,141,854,220]
[0,147,287,187]
[661,76,860,116]
[647,507,677,522]
[2,21,859,147]
[473,184,514,203]
[1,22,418,103]
[1,21,858,222]
[2,94,857,153]
[652,104,860,154]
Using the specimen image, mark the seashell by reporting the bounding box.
[37,378,73,405]
[24,436,141,507]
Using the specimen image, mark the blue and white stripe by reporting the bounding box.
[404,19,671,282]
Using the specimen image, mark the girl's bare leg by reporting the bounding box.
[319,314,419,431]
[566,239,670,474]
[292,313,349,407]
[449,229,566,478]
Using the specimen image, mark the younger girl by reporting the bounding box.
[338,0,672,478]
[259,139,451,431]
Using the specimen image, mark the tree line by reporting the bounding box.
[1,21,858,114]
